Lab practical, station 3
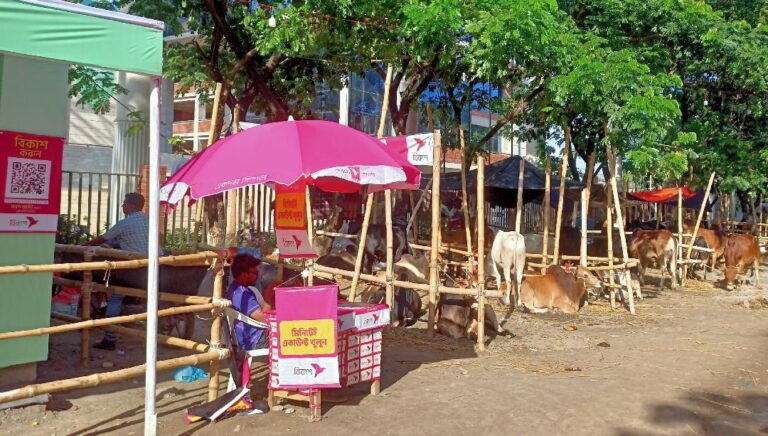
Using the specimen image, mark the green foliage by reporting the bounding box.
[56,215,91,245]
[68,65,127,115]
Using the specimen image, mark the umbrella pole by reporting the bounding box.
[306,185,315,286]
[541,157,551,273]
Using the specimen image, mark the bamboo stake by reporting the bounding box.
[553,133,571,265]
[476,154,486,351]
[208,265,224,402]
[80,252,93,367]
[0,251,220,276]
[428,130,442,334]
[606,142,636,313]
[683,172,716,285]
[606,190,616,309]
[542,156,552,272]
[515,158,525,233]
[193,82,224,251]
[0,303,217,341]
[349,193,374,301]
[53,277,212,306]
[305,185,315,286]
[52,313,210,353]
[0,350,228,405]
[225,106,242,246]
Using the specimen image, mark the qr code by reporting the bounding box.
[4,157,51,200]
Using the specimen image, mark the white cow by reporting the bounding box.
[487,230,526,306]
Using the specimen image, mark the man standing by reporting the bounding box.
[85,192,148,350]
[228,254,271,350]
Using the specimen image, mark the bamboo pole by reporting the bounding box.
[606,190,616,309]
[80,252,93,367]
[677,187,684,279]
[580,189,589,268]
[476,154,486,351]
[428,130,442,334]
[52,277,212,306]
[349,193,374,302]
[515,158,525,233]
[0,251,220,276]
[313,263,504,298]
[208,265,224,402]
[193,82,224,251]
[552,134,571,265]
[52,313,210,353]
[683,172,716,285]
[0,350,228,405]
[377,65,394,313]
[580,153,596,268]
[606,142,636,314]
[385,189,394,312]
[55,244,146,260]
[0,303,217,341]
[305,185,315,286]
[542,156,552,272]
[459,128,473,257]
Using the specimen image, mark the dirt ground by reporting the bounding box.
[1,269,767,436]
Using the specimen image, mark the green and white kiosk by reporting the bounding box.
[0,1,164,433]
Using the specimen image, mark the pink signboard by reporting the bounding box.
[0,130,64,233]
[273,285,340,389]
[274,184,317,259]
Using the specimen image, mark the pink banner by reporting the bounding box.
[273,285,340,389]
[274,184,316,259]
[0,130,64,233]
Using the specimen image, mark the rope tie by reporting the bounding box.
[212,297,232,308]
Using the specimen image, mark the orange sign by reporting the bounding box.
[275,190,306,229]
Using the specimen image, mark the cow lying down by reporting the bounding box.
[436,293,512,340]
[519,264,602,314]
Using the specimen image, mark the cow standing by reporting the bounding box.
[519,264,602,314]
[487,230,526,306]
[683,223,727,279]
[723,234,761,290]
[629,229,678,289]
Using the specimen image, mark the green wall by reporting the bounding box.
[0,54,69,368]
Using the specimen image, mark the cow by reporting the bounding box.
[359,280,423,327]
[628,229,678,289]
[435,293,511,340]
[683,222,727,279]
[487,230,526,306]
[723,234,761,290]
[518,264,602,314]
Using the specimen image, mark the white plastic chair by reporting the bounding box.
[224,306,269,392]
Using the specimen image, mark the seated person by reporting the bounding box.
[228,254,272,350]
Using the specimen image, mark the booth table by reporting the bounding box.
[266,302,389,420]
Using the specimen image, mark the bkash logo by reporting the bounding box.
[9,216,38,228]
[311,363,326,378]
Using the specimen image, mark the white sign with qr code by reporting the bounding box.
[4,157,51,202]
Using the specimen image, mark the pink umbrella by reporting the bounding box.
[160,120,420,206]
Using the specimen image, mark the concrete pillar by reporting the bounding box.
[0,54,69,383]
[193,91,201,150]
[339,82,350,126]
[110,72,150,224]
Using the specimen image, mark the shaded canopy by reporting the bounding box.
[424,155,583,208]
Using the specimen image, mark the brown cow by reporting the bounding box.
[629,229,678,289]
[435,293,511,339]
[723,234,761,290]
[518,264,603,314]
[683,222,727,278]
